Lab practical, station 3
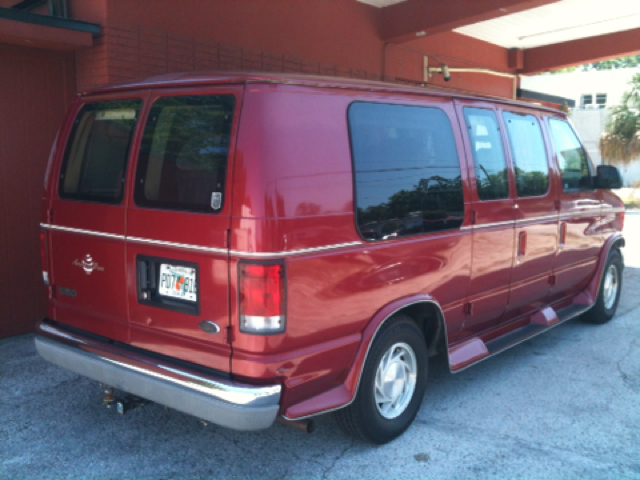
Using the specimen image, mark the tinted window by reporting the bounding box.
[349,102,464,241]
[59,99,141,203]
[463,108,509,200]
[502,112,549,197]
[135,95,235,212]
[548,118,593,191]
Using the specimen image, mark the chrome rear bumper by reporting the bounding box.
[35,320,281,431]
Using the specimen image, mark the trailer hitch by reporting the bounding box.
[102,386,150,415]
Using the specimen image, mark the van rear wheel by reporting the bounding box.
[582,249,623,324]
[336,315,428,444]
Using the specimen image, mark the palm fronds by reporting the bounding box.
[600,73,640,165]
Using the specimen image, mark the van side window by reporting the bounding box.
[548,118,593,191]
[59,99,142,204]
[502,112,549,197]
[463,108,509,200]
[135,95,235,213]
[349,102,464,241]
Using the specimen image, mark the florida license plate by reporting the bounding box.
[159,264,197,302]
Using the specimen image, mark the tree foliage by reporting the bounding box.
[600,73,640,165]
[549,55,640,74]
[582,54,640,71]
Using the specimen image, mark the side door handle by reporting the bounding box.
[518,231,527,257]
[559,222,567,249]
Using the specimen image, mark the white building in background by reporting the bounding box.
[522,68,640,186]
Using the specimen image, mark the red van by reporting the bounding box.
[36,72,625,444]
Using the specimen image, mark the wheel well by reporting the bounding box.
[611,238,625,267]
[394,302,445,357]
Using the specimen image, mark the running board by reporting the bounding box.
[448,303,592,372]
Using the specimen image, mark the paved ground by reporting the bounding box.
[2,217,639,480]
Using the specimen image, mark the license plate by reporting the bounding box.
[158,264,197,302]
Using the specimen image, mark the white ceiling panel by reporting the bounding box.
[454,0,640,48]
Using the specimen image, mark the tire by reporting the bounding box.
[336,315,428,444]
[582,249,623,324]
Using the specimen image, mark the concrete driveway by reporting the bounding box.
[2,217,639,480]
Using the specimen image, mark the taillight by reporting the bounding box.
[238,262,285,334]
[40,229,50,285]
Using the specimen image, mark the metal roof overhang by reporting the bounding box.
[0,7,100,51]
[359,0,640,73]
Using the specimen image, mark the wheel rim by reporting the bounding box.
[603,263,619,310]
[374,342,417,419]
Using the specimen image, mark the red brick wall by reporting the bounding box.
[76,22,386,91]
[104,0,383,74]
[72,0,516,98]
[388,32,517,97]
[0,44,76,337]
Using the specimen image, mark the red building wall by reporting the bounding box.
[387,32,516,97]
[70,0,517,98]
[0,44,76,337]
[106,0,383,73]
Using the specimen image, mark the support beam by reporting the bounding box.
[379,0,560,44]
[508,49,524,70]
[523,27,640,74]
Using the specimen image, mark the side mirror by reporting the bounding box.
[595,165,622,189]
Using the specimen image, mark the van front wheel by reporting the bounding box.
[582,249,623,324]
[336,316,428,444]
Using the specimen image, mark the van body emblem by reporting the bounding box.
[73,254,104,275]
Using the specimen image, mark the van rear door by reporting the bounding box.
[48,94,144,343]
[125,87,242,372]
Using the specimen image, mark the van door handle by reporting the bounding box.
[518,231,527,257]
[559,222,567,249]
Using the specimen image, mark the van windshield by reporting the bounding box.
[59,99,142,203]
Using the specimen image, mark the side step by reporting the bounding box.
[448,303,592,372]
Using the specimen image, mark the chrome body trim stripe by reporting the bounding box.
[472,213,596,230]
[41,223,125,240]
[41,223,362,257]
[229,241,363,258]
[516,214,558,224]
[473,219,515,229]
[127,236,228,255]
[558,215,597,222]
[41,209,619,257]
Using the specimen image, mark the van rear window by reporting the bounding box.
[134,95,235,213]
[349,102,464,241]
[59,99,142,203]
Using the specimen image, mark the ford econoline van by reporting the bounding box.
[36,72,625,444]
